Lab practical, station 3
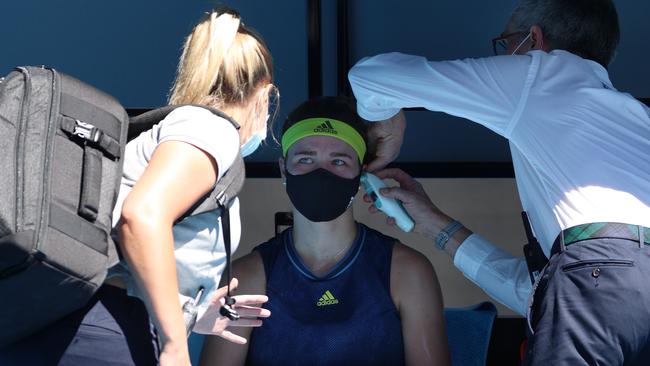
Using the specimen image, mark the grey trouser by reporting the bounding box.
[524,238,650,365]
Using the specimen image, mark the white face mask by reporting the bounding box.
[240,114,269,157]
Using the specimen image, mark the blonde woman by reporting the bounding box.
[0,7,276,366]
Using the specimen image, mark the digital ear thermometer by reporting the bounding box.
[360,172,415,232]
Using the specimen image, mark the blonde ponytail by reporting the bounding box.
[169,11,241,105]
[168,8,277,144]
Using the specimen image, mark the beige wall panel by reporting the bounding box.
[238,177,527,316]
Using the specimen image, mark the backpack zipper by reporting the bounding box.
[15,68,31,232]
[34,68,58,252]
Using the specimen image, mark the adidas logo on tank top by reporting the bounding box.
[316,290,339,306]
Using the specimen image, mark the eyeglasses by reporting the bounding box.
[491,31,527,56]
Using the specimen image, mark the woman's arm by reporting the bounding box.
[391,243,451,366]
[199,251,267,366]
[118,140,218,365]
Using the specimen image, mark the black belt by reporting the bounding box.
[551,222,650,256]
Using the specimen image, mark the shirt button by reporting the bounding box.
[592,268,601,278]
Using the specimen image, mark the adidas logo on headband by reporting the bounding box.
[281,117,366,160]
[313,120,338,135]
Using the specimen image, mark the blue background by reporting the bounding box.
[1,0,648,163]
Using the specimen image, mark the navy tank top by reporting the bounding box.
[247,223,404,366]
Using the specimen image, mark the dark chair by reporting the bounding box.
[445,301,498,366]
[188,333,205,365]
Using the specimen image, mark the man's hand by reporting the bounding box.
[365,110,406,172]
[364,168,472,258]
[364,168,450,239]
[193,278,271,344]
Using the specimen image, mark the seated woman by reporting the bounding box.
[200,97,451,366]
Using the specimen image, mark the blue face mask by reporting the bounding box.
[240,128,267,157]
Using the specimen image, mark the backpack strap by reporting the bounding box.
[59,116,122,159]
[128,104,245,220]
[128,104,240,141]
[218,199,240,321]
[183,151,245,324]
[179,152,245,220]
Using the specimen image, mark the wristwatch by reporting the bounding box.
[435,220,464,251]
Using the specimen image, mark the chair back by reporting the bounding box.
[444,301,497,366]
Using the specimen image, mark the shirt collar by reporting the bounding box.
[550,49,616,90]
[587,59,615,90]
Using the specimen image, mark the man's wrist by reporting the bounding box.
[421,210,453,241]
[435,220,464,251]
[444,226,472,259]
[425,214,472,259]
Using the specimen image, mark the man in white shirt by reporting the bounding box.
[348,0,650,364]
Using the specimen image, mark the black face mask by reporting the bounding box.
[285,168,360,222]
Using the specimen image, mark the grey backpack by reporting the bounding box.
[0,66,244,346]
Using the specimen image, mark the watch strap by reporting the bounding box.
[435,220,464,250]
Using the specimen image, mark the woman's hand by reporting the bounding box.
[193,278,271,344]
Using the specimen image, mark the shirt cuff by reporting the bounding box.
[356,103,401,122]
[453,233,531,315]
[453,233,499,281]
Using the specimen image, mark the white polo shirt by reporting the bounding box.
[349,50,650,314]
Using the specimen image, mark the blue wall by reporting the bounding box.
[1,0,307,162]
[2,0,648,163]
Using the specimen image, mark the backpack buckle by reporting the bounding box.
[74,120,102,143]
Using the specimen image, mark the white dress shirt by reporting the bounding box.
[349,50,650,314]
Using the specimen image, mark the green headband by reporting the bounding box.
[281,117,366,161]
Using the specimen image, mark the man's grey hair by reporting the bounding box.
[511,0,619,68]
